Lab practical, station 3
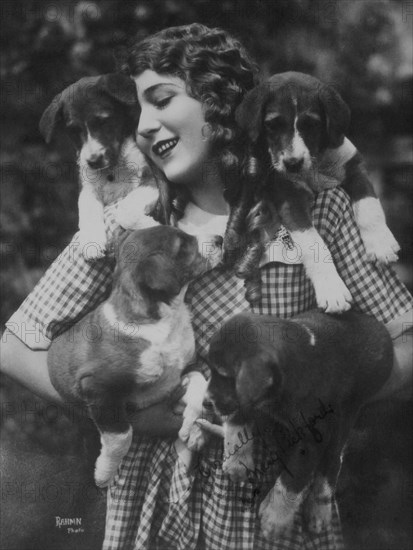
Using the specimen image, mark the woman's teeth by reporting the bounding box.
[153,138,179,156]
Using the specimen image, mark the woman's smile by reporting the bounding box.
[152,137,179,158]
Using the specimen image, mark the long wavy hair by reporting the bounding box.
[126,23,269,304]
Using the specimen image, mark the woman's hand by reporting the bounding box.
[126,383,186,438]
[125,372,226,441]
[195,418,224,438]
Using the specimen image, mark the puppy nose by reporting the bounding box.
[284,157,304,172]
[87,155,105,169]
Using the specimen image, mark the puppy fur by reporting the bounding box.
[39,73,159,261]
[207,310,393,539]
[236,72,399,311]
[48,226,206,487]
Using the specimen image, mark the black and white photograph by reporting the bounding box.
[1,1,412,549]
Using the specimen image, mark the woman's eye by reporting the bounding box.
[155,96,172,109]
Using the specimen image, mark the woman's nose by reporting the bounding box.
[137,107,160,139]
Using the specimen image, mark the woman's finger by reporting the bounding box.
[167,383,186,404]
[172,400,186,415]
[195,419,224,438]
[128,401,182,437]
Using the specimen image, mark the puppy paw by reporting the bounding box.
[188,423,207,451]
[303,497,332,534]
[222,455,253,482]
[94,459,116,488]
[115,204,159,230]
[353,197,400,264]
[303,478,333,534]
[115,186,159,230]
[259,481,302,540]
[79,230,107,261]
[179,413,207,452]
[94,428,132,488]
[260,494,288,540]
[360,226,400,264]
[178,373,209,452]
[314,276,352,314]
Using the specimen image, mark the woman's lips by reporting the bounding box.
[152,138,179,158]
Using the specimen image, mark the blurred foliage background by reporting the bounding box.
[1,0,412,325]
[1,1,412,549]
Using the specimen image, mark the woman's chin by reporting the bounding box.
[163,166,197,187]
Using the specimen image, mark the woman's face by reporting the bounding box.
[134,70,212,186]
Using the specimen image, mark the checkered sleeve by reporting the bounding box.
[313,188,413,324]
[5,203,121,349]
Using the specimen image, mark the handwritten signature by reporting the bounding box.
[269,398,335,451]
[192,398,335,507]
[222,425,253,463]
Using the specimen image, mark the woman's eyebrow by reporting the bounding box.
[143,83,183,99]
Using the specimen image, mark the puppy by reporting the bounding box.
[207,310,393,539]
[40,73,159,261]
[48,226,206,487]
[236,72,400,312]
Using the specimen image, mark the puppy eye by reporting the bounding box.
[264,115,286,133]
[214,364,232,377]
[66,124,82,146]
[171,235,186,256]
[298,115,321,132]
[67,122,79,132]
[93,114,112,125]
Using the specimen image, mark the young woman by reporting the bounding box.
[2,23,412,550]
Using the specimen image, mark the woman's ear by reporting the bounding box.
[318,83,350,148]
[235,84,272,143]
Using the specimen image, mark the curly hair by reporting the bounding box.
[126,23,269,304]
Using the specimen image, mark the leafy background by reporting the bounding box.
[1,1,412,549]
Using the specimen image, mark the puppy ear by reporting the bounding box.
[318,83,350,148]
[236,353,278,407]
[39,96,63,143]
[141,254,181,296]
[111,229,135,283]
[98,73,138,106]
[235,84,272,143]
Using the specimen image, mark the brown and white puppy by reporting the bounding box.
[207,310,393,539]
[48,226,206,487]
[236,72,399,312]
[40,74,159,261]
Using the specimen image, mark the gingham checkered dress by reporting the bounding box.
[7,188,412,550]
